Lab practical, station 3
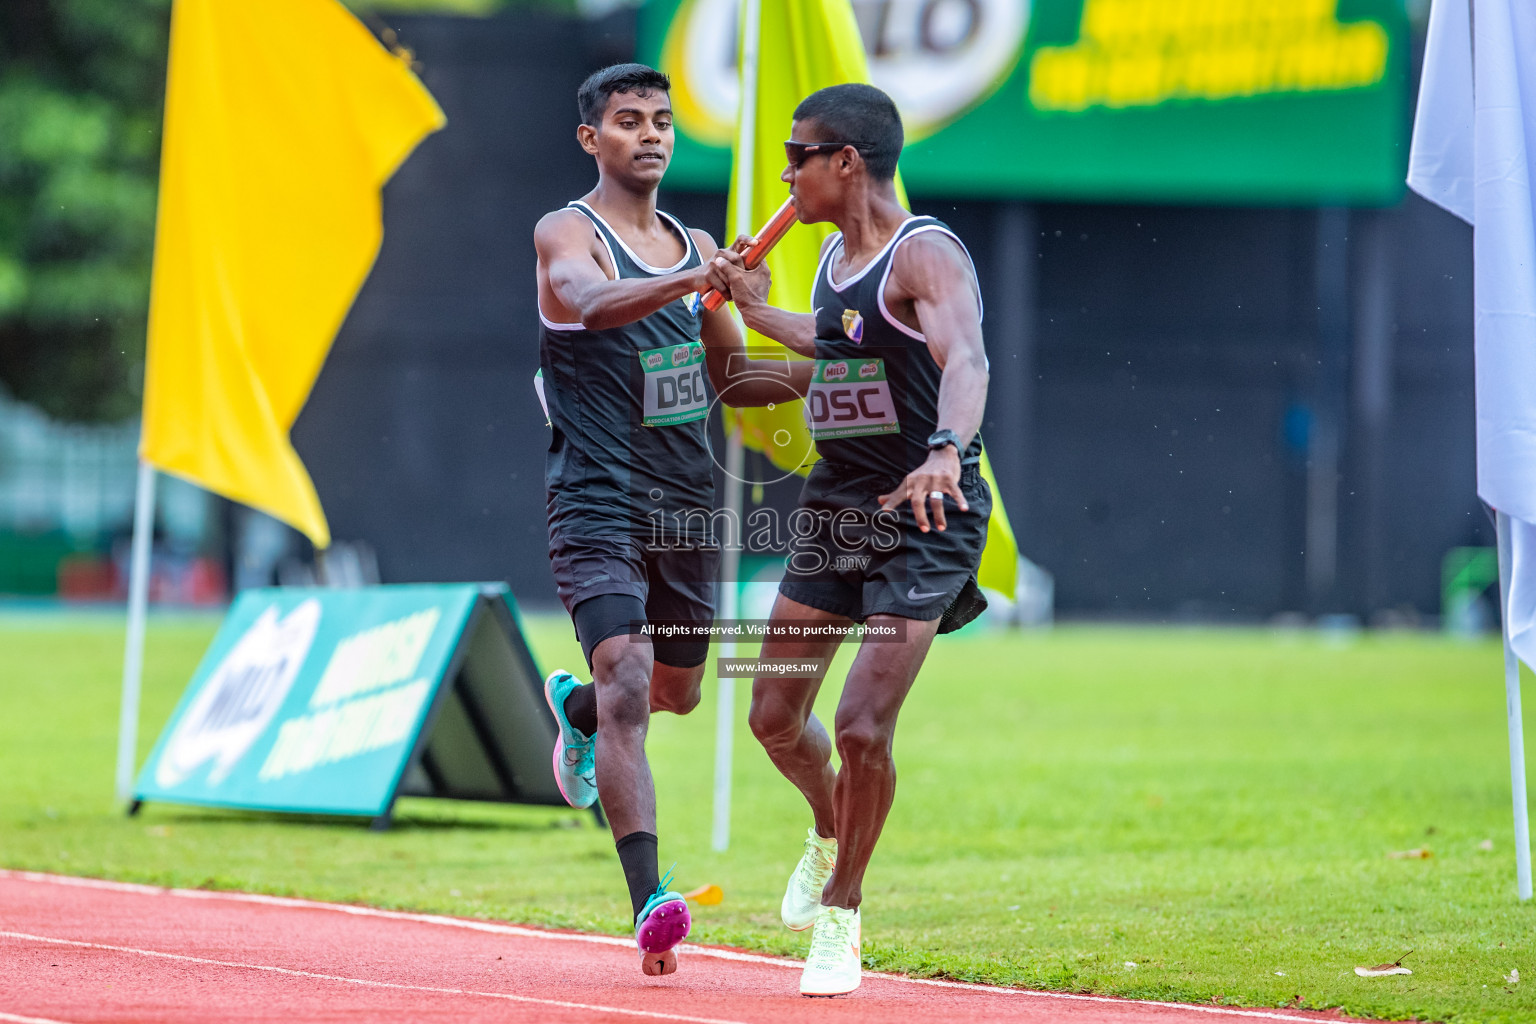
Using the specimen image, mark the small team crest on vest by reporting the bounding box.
[841,309,864,343]
[683,291,702,315]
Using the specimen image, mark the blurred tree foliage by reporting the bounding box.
[0,0,170,423]
[0,0,581,424]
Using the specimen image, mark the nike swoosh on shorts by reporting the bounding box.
[908,585,946,601]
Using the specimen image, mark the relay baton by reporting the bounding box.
[700,196,798,312]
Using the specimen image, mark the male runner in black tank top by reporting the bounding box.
[532,64,807,979]
[708,83,991,997]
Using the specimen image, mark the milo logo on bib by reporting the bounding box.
[639,341,709,427]
[807,358,899,440]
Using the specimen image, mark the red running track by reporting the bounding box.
[0,871,1386,1024]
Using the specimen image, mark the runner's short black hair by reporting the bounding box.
[792,83,903,180]
[578,63,671,127]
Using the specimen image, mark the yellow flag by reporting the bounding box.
[140,0,446,547]
[725,0,862,477]
[726,0,1019,596]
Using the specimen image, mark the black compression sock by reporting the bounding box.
[615,830,661,921]
[562,682,598,737]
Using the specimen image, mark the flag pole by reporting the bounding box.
[713,0,762,854]
[713,410,745,853]
[1496,509,1533,900]
[116,459,157,805]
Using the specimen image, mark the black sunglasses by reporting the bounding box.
[784,140,869,167]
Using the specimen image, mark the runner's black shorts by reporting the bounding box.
[778,459,990,633]
[548,531,719,669]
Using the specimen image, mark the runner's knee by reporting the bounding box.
[593,639,653,731]
[833,710,894,766]
[651,664,704,715]
[749,692,806,751]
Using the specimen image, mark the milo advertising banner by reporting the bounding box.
[638,0,1409,204]
[134,584,573,826]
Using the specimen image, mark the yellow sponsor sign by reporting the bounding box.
[1030,0,1390,112]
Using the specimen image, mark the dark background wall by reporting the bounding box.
[292,10,1483,620]
[293,12,631,603]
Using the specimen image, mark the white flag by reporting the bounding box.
[1408,0,1536,668]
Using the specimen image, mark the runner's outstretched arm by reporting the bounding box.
[692,229,811,404]
[876,232,989,533]
[535,209,710,331]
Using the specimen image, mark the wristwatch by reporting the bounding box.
[926,429,960,454]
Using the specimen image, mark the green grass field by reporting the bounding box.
[3,611,1534,1023]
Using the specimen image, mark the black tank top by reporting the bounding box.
[807,216,985,480]
[539,201,714,539]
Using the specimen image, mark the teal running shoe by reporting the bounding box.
[544,670,596,809]
[634,869,691,977]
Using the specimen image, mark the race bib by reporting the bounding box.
[807,358,900,439]
[639,341,709,427]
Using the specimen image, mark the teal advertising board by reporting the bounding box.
[638,0,1409,204]
[134,584,568,823]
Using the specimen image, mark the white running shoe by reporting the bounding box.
[800,904,861,997]
[781,828,837,931]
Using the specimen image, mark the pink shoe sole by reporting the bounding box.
[636,898,691,954]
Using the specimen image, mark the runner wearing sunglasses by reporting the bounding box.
[707,82,991,997]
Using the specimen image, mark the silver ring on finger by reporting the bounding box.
[928,491,945,500]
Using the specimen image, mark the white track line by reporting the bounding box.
[0,1013,78,1024]
[0,930,749,1024]
[1,871,1359,1023]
